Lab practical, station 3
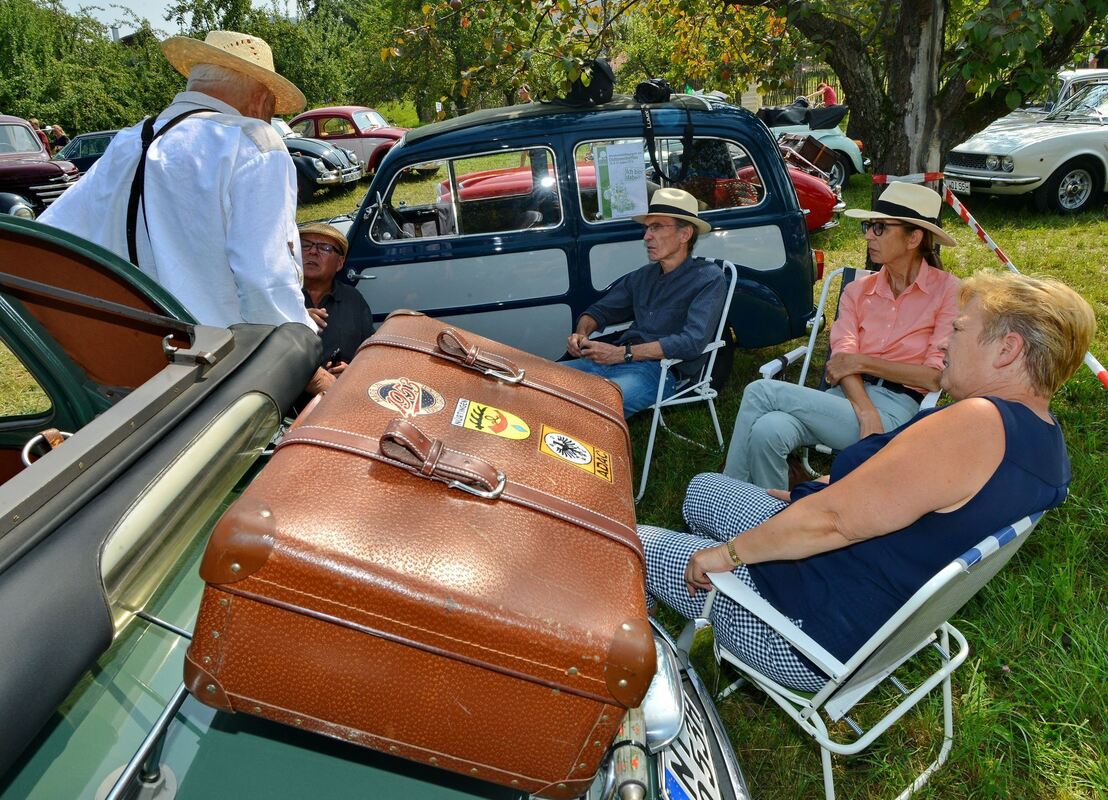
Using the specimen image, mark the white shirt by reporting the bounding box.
[40,92,315,330]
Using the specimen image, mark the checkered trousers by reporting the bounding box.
[640,472,827,692]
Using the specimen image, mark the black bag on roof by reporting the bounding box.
[561,58,616,107]
[634,78,673,104]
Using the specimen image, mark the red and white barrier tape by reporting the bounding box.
[868,171,1105,390]
[871,171,945,185]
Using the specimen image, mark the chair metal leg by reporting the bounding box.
[809,713,837,800]
[893,630,956,799]
[636,404,664,501]
[707,397,723,447]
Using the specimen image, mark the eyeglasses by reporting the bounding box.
[860,221,905,237]
[643,223,677,235]
[301,240,339,254]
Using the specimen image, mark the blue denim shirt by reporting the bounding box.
[582,257,727,364]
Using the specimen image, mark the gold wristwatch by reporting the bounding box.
[725,538,743,567]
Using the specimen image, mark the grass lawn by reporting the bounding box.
[297,178,1107,798]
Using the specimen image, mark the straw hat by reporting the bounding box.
[160,30,306,114]
[845,182,957,247]
[632,187,712,234]
[298,222,348,256]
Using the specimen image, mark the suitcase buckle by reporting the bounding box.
[483,367,525,385]
[448,470,506,499]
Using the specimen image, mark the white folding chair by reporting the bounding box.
[636,259,737,500]
[758,266,939,475]
[680,512,1045,800]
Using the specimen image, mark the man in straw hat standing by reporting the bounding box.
[41,31,318,342]
[563,187,727,418]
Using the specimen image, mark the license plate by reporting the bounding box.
[660,699,724,800]
[342,172,360,183]
[946,177,970,194]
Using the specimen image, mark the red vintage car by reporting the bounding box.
[441,159,843,233]
[0,114,80,219]
[288,106,409,175]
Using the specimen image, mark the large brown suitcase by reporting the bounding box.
[185,312,654,799]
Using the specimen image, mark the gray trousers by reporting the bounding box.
[722,379,922,490]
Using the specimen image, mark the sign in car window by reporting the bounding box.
[593,142,648,220]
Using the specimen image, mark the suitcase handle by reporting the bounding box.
[380,418,505,498]
[436,328,525,384]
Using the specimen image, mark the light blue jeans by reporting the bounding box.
[562,358,677,418]
[722,379,922,490]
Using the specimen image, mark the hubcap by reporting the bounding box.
[828,160,846,188]
[1058,168,1093,210]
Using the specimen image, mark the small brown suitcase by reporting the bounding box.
[185,312,654,799]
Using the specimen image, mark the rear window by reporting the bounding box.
[319,117,356,137]
[575,136,765,223]
[369,147,562,241]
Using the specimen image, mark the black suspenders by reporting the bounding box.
[125,109,207,265]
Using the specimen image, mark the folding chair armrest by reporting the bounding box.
[590,321,632,339]
[919,389,941,410]
[759,345,809,379]
[701,340,726,353]
[707,571,846,676]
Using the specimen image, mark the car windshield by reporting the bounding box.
[1045,82,1108,121]
[0,123,44,154]
[270,118,296,138]
[353,110,388,132]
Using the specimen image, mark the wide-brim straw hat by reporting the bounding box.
[161,30,306,114]
[632,187,712,235]
[845,181,957,247]
[298,222,348,256]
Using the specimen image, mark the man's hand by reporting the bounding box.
[305,367,336,396]
[566,332,588,357]
[307,307,328,330]
[766,488,792,502]
[578,339,624,365]
[824,352,867,386]
[855,406,885,439]
[326,360,349,377]
[684,544,735,595]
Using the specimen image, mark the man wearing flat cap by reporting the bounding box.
[300,222,375,386]
[564,187,728,418]
[41,31,316,338]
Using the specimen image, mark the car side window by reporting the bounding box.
[0,339,52,420]
[369,147,562,242]
[575,136,765,223]
[320,117,355,137]
[290,119,314,137]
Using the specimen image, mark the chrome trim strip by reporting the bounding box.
[941,169,1040,185]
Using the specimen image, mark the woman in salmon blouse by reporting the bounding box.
[722,182,960,490]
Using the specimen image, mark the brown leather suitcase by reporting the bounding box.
[185,312,654,799]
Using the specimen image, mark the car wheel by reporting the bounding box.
[828,152,852,188]
[1033,159,1101,213]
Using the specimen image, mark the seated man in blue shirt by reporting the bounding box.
[564,188,728,418]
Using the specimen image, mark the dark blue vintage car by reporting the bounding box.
[333,95,818,361]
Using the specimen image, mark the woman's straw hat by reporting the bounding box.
[845,182,957,247]
[160,31,306,114]
[632,187,712,234]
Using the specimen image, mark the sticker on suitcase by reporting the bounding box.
[538,424,613,482]
[367,377,445,418]
[451,399,531,440]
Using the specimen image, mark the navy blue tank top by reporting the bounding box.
[748,397,1070,663]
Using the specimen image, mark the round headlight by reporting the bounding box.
[311,158,329,174]
[985,154,1000,171]
[1001,156,1014,173]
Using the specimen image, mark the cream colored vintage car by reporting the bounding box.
[944,82,1108,213]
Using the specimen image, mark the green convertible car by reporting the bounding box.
[0,216,749,800]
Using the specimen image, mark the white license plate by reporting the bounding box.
[660,699,724,800]
[342,172,360,183]
[946,178,970,194]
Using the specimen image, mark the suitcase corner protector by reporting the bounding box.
[604,617,656,707]
[184,651,234,711]
[199,495,276,584]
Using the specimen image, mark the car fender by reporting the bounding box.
[367,141,397,173]
[0,192,36,219]
[809,130,866,173]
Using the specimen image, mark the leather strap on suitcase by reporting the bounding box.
[360,322,630,450]
[278,418,644,566]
